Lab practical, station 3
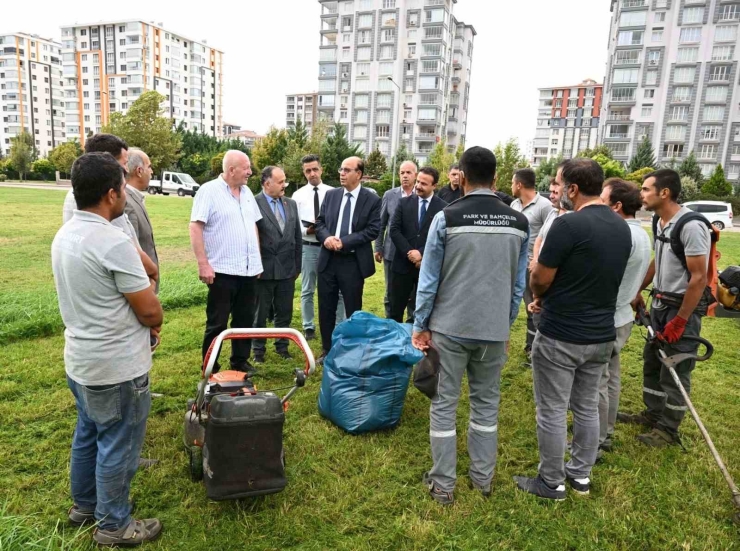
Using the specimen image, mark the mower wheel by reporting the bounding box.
[188,446,203,481]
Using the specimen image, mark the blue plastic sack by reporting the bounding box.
[317,311,424,434]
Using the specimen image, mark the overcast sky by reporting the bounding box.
[4,0,612,152]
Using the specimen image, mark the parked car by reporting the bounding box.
[148,171,200,197]
[682,200,734,230]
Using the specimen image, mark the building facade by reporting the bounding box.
[59,20,223,148]
[224,129,263,149]
[0,33,64,157]
[532,79,603,167]
[602,0,740,181]
[286,92,319,132]
[316,0,475,165]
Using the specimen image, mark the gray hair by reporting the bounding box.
[222,150,249,173]
[126,147,147,180]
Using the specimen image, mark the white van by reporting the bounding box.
[683,201,734,230]
[148,171,200,197]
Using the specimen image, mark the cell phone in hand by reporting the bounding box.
[150,335,160,352]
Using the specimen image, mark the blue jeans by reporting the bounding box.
[67,373,151,531]
[300,243,345,330]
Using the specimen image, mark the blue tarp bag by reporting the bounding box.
[317,311,424,434]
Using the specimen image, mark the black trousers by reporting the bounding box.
[202,273,257,372]
[317,254,364,352]
[253,278,295,355]
[388,269,418,324]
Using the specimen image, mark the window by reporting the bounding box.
[613,68,638,83]
[355,78,369,92]
[646,70,658,85]
[641,106,653,117]
[342,47,350,59]
[356,62,370,76]
[343,33,351,43]
[381,13,396,27]
[619,11,647,27]
[425,8,444,23]
[682,7,704,24]
[655,12,666,23]
[652,29,663,42]
[674,67,696,83]
[358,30,372,44]
[720,4,740,21]
[673,86,692,102]
[617,30,643,46]
[647,50,661,65]
[381,29,396,42]
[357,46,371,61]
[706,86,728,103]
[358,14,372,28]
[377,93,392,108]
[699,145,717,160]
[355,94,369,108]
[709,65,730,82]
[418,108,437,121]
[375,111,390,123]
[702,126,721,140]
[666,125,686,141]
[715,25,738,42]
[670,106,689,121]
[712,45,734,61]
[644,89,655,99]
[419,75,440,89]
[354,125,367,139]
[679,27,702,44]
[615,49,640,65]
[703,106,725,121]
[81,54,88,61]
[379,45,394,60]
[383,0,396,7]
[664,144,684,158]
[425,26,444,40]
[677,47,699,63]
[379,62,393,75]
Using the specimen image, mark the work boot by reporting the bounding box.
[68,501,137,527]
[252,353,265,365]
[93,518,162,547]
[423,472,454,505]
[616,411,657,428]
[513,475,566,501]
[636,428,678,448]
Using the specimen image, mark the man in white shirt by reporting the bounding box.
[189,150,263,374]
[291,154,345,340]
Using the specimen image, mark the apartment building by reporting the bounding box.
[602,0,740,181]
[0,33,64,157]
[286,92,319,132]
[531,79,603,167]
[59,20,223,147]
[316,0,475,165]
[224,129,263,149]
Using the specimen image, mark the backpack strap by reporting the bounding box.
[669,212,717,274]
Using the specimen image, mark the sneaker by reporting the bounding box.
[304,329,315,341]
[470,479,492,498]
[93,518,162,547]
[636,428,677,448]
[252,354,265,365]
[566,476,591,496]
[276,350,292,360]
[68,505,95,527]
[616,411,657,428]
[422,472,454,505]
[513,475,566,501]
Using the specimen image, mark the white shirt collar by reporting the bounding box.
[344,184,362,200]
[126,183,145,200]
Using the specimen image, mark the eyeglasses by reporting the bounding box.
[338,168,358,174]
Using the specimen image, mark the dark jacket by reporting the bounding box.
[315,186,381,279]
[255,192,302,280]
[389,194,446,275]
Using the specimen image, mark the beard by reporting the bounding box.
[560,194,574,211]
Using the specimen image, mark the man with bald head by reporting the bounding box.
[190,150,263,374]
[315,156,381,362]
[375,160,417,320]
[125,148,159,293]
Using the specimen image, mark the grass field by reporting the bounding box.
[1,187,740,550]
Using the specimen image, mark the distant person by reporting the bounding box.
[125,148,159,293]
[618,169,711,448]
[291,154,345,340]
[436,163,462,203]
[189,150,263,374]
[315,156,381,363]
[52,152,163,546]
[388,167,446,323]
[412,147,529,505]
[515,158,631,501]
[510,167,554,360]
[597,179,651,456]
[252,166,302,363]
[375,161,417,320]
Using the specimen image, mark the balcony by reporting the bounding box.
[621,0,646,7]
[605,133,630,139]
[416,131,436,139]
[607,114,632,121]
[452,59,462,69]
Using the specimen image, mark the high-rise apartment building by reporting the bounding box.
[0,33,64,157]
[316,0,475,165]
[531,79,603,167]
[602,0,740,181]
[286,92,319,132]
[59,20,223,148]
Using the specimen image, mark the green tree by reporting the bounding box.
[31,158,55,180]
[678,151,704,185]
[320,123,362,185]
[592,154,626,179]
[428,140,456,186]
[679,176,700,203]
[702,164,732,196]
[628,136,656,173]
[454,142,465,162]
[577,145,613,159]
[9,131,33,181]
[48,140,82,178]
[287,117,309,150]
[493,139,529,196]
[251,126,289,172]
[102,91,181,174]
[625,167,654,185]
[534,154,563,191]
[210,151,226,176]
[365,147,388,179]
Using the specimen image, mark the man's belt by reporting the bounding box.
[302,240,321,247]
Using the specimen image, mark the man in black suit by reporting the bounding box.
[253,166,302,362]
[315,156,381,361]
[388,167,447,323]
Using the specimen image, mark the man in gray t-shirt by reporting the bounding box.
[52,153,164,546]
[618,169,711,448]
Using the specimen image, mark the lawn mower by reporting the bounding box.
[183,328,315,501]
[636,305,740,525]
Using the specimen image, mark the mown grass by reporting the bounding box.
[1,187,740,549]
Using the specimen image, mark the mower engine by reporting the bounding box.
[718,266,740,312]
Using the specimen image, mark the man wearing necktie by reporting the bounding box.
[253,166,302,363]
[314,156,381,363]
[388,167,447,323]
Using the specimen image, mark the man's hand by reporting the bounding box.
[412,330,432,351]
[658,315,688,344]
[413,259,422,270]
[528,298,542,314]
[198,262,215,285]
[528,257,537,272]
[306,225,316,235]
[407,250,422,265]
[374,252,383,263]
[324,237,343,251]
[631,292,646,312]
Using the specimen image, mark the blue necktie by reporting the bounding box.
[340,193,352,237]
[419,199,428,227]
[272,199,285,231]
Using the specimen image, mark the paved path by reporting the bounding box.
[0,183,69,191]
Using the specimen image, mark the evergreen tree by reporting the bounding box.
[678,151,704,185]
[628,136,656,172]
[287,117,309,150]
[702,164,732,196]
[365,147,388,179]
[428,140,456,186]
[493,139,529,196]
[577,145,613,159]
[320,123,362,185]
[251,126,290,172]
[9,131,33,181]
[534,154,563,191]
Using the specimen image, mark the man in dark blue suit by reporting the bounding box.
[315,156,381,362]
[388,167,447,323]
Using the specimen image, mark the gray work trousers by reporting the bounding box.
[524,268,536,349]
[428,332,507,492]
[532,332,613,487]
[383,260,414,321]
[598,322,634,446]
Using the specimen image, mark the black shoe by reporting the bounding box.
[276,350,292,360]
[316,351,328,366]
[616,411,657,428]
[232,361,257,377]
[566,476,591,496]
[304,329,315,341]
[513,475,566,501]
[253,354,265,365]
[600,436,614,452]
